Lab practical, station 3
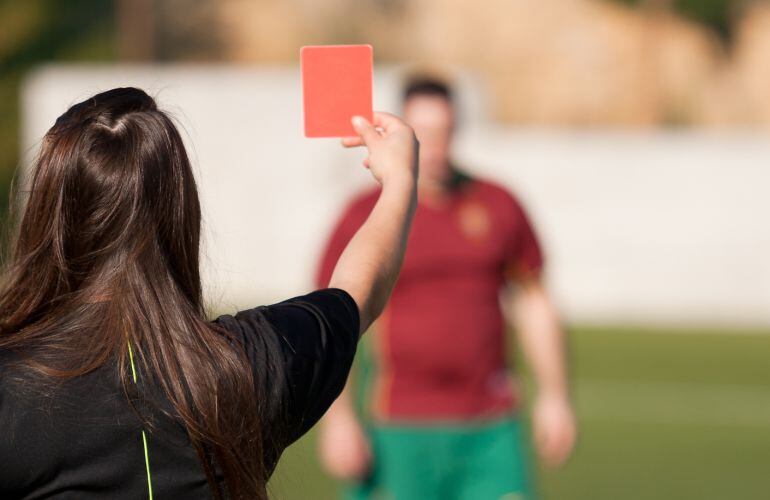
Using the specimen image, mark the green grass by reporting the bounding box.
[268,326,770,500]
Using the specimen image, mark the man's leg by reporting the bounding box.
[343,424,449,500]
[454,417,535,500]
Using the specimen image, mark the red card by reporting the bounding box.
[301,45,373,138]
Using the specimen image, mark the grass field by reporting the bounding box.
[267,326,770,500]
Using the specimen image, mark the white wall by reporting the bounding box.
[21,65,770,326]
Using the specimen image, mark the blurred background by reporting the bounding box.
[4,0,770,498]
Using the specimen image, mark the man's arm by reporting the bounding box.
[317,380,371,480]
[510,277,576,467]
[316,199,370,478]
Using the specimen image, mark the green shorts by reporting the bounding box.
[343,417,535,500]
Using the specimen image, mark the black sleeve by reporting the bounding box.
[214,288,360,449]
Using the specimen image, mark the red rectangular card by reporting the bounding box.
[301,44,373,138]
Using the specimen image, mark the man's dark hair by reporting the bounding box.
[402,76,453,104]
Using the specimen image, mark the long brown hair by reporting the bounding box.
[0,87,277,499]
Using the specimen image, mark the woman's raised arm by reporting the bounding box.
[328,112,419,335]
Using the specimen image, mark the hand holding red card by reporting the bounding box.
[343,112,419,185]
[301,45,373,138]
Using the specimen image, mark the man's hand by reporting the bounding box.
[318,406,372,481]
[532,393,576,467]
[509,278,577,467]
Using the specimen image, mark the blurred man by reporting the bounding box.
[316,77,576,500]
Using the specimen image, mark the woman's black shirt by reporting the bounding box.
[0,288,359,498]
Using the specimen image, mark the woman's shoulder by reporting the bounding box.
[211,289,359,445]
[213,289,358,339]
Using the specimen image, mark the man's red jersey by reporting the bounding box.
[317,174,543,422]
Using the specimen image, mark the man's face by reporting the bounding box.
[403,95,454,186]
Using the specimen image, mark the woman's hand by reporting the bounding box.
[342,112,419,186]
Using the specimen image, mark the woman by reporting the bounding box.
[0,87,418,499]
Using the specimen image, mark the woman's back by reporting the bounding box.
[0,289,358,498]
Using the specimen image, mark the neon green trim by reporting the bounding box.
[127,340,154,499]
[141,430,154,499]
[127,340,138,384]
